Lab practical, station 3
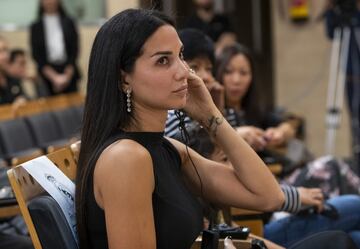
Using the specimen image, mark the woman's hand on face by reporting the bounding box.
[297,187,324,213]
[264,127,286,147]
[235,126,267,151]
[183,64,221,123]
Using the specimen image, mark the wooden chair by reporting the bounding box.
[7,147,77,249]
[66,93,85,107]
[267,163,283,176]
[11,150,44,166]
[0,103,15,121]
[47,147,77,181]
[70,141,80,164]
[14,99,47,118]
[230,208,264,237]
[45,94,71,111]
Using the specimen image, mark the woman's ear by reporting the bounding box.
[121,70,132,84]
[120,70,131,92]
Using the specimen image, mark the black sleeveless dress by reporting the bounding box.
[85,130,203,249]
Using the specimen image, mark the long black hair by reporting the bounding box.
[215,43,265,125]
[76,9,175,248]
[37,0,67,19]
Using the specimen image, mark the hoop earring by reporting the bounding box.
[126,89,132,113]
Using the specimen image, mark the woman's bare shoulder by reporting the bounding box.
[93,139,155,207]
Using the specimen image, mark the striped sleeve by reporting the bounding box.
[224,108,238,127]
[280,185,301,213]
[165,110,192,138]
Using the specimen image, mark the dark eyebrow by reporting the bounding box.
[150,45,184,57]
[150,51,172,57]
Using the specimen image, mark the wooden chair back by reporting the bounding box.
[7,147,77,249]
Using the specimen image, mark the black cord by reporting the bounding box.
[174,110,222,230]
[174,110,204,199]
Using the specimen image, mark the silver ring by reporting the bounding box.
[189,68,195,74]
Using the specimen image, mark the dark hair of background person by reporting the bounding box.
[178,28,215,65]
[9,49,25,64]
[177,28,216,157]
[37,0,67,19]
[215,43,265,125]
[76,9,175,249]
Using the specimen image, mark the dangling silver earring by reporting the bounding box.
[126,89,132,113]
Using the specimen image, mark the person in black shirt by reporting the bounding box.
[0,37,26,105]
[76,9,284,249]
[216,43,296,151]
[30,0,80,95]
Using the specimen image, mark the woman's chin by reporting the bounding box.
[170,100,186,110]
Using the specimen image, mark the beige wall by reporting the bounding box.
[272,0,351,157]
[0,0,139,94]
[106,0,138,17]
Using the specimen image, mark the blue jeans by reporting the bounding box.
[264,195,360,248]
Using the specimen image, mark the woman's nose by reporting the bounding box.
[175,59,189,81]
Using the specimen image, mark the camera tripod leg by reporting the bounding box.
[325,27,351,155]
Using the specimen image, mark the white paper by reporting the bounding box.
[22,156,78,245]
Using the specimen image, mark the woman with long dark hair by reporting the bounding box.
[76,9,284,249]
[216,43,296,151]
[30,0,80,95]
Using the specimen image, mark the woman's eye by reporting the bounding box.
[157,57,169,65]
[240,70,250,75]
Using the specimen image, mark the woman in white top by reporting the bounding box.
[30,0,80,95]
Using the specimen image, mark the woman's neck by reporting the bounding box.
[125,104,167,132]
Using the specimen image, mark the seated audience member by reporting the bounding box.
[7,49,40,99]
[0,36,26,106]
[76,9,284,249]
[165,28,224,144]
[215,43,296,150]
[189,126,360,248]
[183,0,237,55]
[215,43,360,196]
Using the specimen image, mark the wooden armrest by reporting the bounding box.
[230,208,264,237]
[230,208,262,216]
[0,204,20,218]
[267,163,283,175]
[47,144,68,153]
[191,236,252,249]
[11,149,43,166]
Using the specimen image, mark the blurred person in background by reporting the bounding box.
[0,36,26,106]
[0,38,32,249]
[30,0,80,96]
[183,0,237,55]
[7,49,41,99]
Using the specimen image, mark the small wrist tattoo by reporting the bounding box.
[205,115,224,136]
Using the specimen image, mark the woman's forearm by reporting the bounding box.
[202,111,284,211]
